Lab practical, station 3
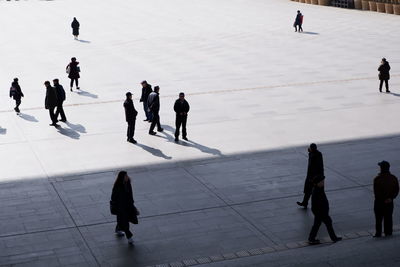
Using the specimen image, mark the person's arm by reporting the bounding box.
[174,101,178,113]
[186,101,190,113]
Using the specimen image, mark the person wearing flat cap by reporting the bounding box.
[373,161,399,237]
[124,92,138,144]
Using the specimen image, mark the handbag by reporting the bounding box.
[109,200,117,215]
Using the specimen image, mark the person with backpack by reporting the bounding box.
[294,10,303,33]
[53,79,67,122]
[9,78,24,114]
[66,57,80,91]
[71,17,80,40]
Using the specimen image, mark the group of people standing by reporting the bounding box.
[123,80,190,144]
[297,143,399,244]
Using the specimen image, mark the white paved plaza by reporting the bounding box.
[0,0,399,266]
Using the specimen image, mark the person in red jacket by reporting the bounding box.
[373,161,399,237]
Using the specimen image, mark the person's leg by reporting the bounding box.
[127,122,133,140]
[182,115,187,139]
[322,215,339,240]
[131,119,136,139]
[374,200,384,236]
[309,216,322,241]
[75,78,79,89]
[175,116,181,139]
[299,24,303,32]
[49,107,57,124]
[15,99,21,112]
[379,80,383,92]
[295,25,298,32]
[156,113,162,131]
[143,102,149,120]
[70,79,74,90]
[383,202,394,236]
[149,112,156,133]
[385,80,389,92]
[59,104,66,121]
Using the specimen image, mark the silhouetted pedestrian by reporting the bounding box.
[44,81,59,127]
[71,17,80,40]
[148,86,163,135]
[139,80,153,122]
[378,58,391,93]
[297,143,323,209]
[294,10,303,32]
[308,176,342,245]
[53,79,67,122]
[111,171,139,245]
[9,78,24,114]
[66,57,80,91]
[124,92,138,144]
[373,161,399,237]
[174,92,190,142]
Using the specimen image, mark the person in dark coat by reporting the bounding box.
[294,10,303,32]
[53,79,67,122]
[148,86,163,135]
[139,80,153,122]
[297,143,324,208]
[44,81,59,127]
[111,171,139,245]
[373,161,399,237]
[174,92,190,142]
[308,176,342,245]
[9,78,24,114]
[124,92,138,144]
[378,58,391,93]
[71,17,80,40]
[66,57,80,91]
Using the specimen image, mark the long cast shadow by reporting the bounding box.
[389,92,400,97]
[57,126,80,140]
[77,39,91,43]
[65,121,86,133]
[18,113,39,122]
[135,143,172,160]
[76,89,98,99]
[0,127,6,135]
[302,31,319,35]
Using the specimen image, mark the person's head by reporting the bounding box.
[378,160,390,173]
[53,79,59,85]
[308,143,317,152]
[13,78,18,82]
[297,10,300,14]
[44,81,51,87]
[73,17,77,20]
[141,80,147,87]
[71,57,77,62]
[381,58,387,64]
[126,92,132,99]
[179,92,185,100]
[154,86,160,93]
[114,171,130,187]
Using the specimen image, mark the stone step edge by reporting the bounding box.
[148,225,400,267]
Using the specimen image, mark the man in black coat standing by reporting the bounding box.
[53,79,67,122]
[378,58,391,93]
[124,92,138,144]
[10,78,24,114]
[139,80,153,122]
[71,17,80,40]
[44,81,59,127]
[174,92,190,142]
[148,86,163,135]
[308,175,342,245]
[297,143,324,208]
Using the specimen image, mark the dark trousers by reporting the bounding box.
[127,120,136,140]
[301,181,313,206]
[175,115,187,138]
[115,214,133,239]
[55,103,66,121]
[309,214,338,241]
[15,99,21,109]
[379,80,389,91]
[70,78,79,88]
[48,106,57,124]
[149,111,161,133]
[374,200,394,236]
[295,24,303,32]
[143,102,152,121]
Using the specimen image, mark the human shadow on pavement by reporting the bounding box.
[302,31,319,35]
[0,127,6,135]
[78,39,91,44]
[57,126,80,140]
[162,125,223,157]
[18,113,39,122]
[65,121,86,133]
[76,89,98,99]
[135,143,172,160]
[389,92,400,97]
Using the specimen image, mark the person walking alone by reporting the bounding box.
[378,58,391,93]
[66,57,80,91]
[297,143,324,209]
[53,79,67,122]
[111,171,139,245]
[71,17,80,40]
[124,92,138,144]
[139,80,153,122]
[44,81,59,127]
[294,10,303,33]
[373,161,399,237]
[9,78,24,114]
[148,86,163,135]
[174,92,190,142]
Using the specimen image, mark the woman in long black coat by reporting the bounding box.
[66,57,80,91]
[111,171,138,245]
[10,78,24,114]
[71,17,80,39]
[378,58,391,93]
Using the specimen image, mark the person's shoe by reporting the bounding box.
[175,137,179,142]
[70,87,73,92]
[149,131,156,135]
[60,119,67,122]
[115,231,125,237]
[296,201,308,209]
[50,123,60,127]
[182,136,188,141]
[385,233,392,237]
[127,237,134,245]
[157,128,164,132]
[379,89,382,93]
[386,90,391,93]
[77,87,80,90]
[143,119,149,121]
[332,237,342,243]
[128,139,137,144]
[14,107,18,113]
[308,239,320,245]
[373,234,382,238]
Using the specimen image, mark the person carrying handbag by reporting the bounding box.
[110,171,139,245]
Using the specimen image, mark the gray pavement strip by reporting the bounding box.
[147,226,400,267]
